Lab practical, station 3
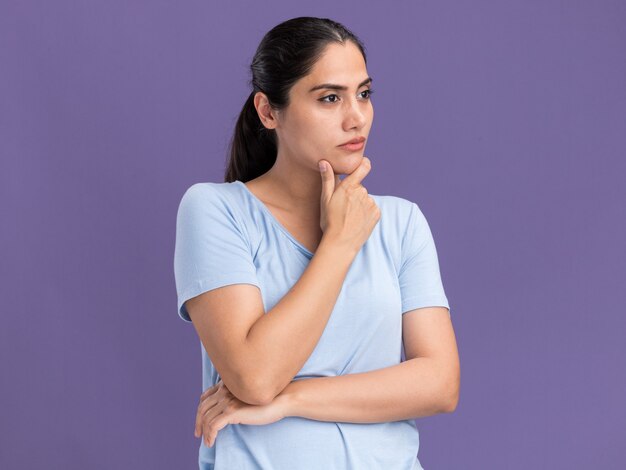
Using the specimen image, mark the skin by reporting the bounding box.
[245,40,374,253]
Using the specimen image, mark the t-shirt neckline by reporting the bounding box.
[234,180,314,258]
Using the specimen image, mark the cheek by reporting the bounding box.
[291,117,332,150]
[287,112,323,141]
[313,117,341,147]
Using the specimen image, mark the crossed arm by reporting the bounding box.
[195,306,459,448]
[273,306,460,423]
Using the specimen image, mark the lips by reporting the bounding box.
[339,136,366,146]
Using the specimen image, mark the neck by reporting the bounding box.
[257,154,323,215]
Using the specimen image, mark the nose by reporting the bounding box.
[343,96,367,130]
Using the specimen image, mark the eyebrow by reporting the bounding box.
[308,77,373,93]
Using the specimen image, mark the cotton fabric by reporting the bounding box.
[174,180,450,470]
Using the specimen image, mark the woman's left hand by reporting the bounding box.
[194,380,288,448]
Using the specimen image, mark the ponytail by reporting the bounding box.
[224,91,277,183]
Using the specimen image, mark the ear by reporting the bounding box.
[253,91,279,130]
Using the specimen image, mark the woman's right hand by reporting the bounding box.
[318,156,380,252]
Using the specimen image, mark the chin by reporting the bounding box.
[333,153,364,175]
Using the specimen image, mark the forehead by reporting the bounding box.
[297,42,368,90]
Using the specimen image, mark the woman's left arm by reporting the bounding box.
[278,306,459,422]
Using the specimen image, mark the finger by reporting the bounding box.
[195,402,207,438]
[195,401,207,437]
[208,412,232,448]
[204,406,223,447]
[340,156,371,187]
[202,399,231,444]
[318,159,336,205]
[204,413,222,447]
[195,394,219,437]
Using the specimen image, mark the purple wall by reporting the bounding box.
[2,1,625,468]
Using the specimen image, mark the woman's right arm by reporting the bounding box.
[186,157,379,406]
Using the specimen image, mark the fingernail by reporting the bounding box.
[319,162,326,172]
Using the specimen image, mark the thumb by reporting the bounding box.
[318,160,335,204]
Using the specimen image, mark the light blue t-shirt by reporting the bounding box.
[174,180,450,470]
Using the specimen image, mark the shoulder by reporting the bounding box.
[370,193,434,251]
[176,182,244,231]
[370,193,422,224]
[178,181,228,206]
[177,181,246,216]
[176,181,263,254]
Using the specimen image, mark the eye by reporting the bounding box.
[360,88,375,99]
[318,88,375,104]
[319,94,340,103]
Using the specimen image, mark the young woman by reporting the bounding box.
[174,16,460,470]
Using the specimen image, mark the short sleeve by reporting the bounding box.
[398,202,450,315]
[173,183,260,323]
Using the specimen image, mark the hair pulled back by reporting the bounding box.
[224,17,367,182]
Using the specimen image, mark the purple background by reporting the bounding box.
[2,1,625,469]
